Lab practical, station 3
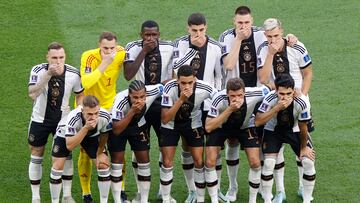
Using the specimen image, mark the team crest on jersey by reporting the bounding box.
[243,51,252,62]
[116,111,124,120]
[53,145,60,153]
[301,112,308,119]
[162,95,169,104]
[259,103,269,111]
[276,64,285,73]
[210,107,218,116]
[303,55,311,63]
[68,127,75,134]
[31,75,38,83]
[173,50,179,58]
[85,67,92,73]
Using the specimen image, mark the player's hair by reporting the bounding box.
[83,95,99,108]
[141,20,159,32]
[47,42,64,51]
[263,18,282,31]
[177,65,194,78]
[235,6,251,15]
[226,78,245,92]
[99,31,117,42]
[188,13,206,26]
[129,80,145,94]
[275,74,294,90]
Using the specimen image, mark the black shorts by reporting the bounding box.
[108,125,149,152]
[160,127,204,147]
[145,98,161,142]
[52,136,71,158]
[262,129,314,157]
[206,128,260,148]
[28,121,57,147]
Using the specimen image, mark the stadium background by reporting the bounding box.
[1,0,359,202]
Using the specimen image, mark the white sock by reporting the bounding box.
[296,156,304,189]
[132,152,140,194]
[138,162,151,203]
[302,157,316,203]
[194,167,206,203]
[158,152,163,195]
[97,168,111,203]
[261,157,276,203]
[248,167,261,203]
[225,143,239,191]
[29,155,43,200]
[160,166,173,201]
[216,152,222,191]
[62,156,73,198]
[205,167,219,203]
[49,167,63,203]
[110,163,123,203]
[274,146,285,193]
[181,151,196,192]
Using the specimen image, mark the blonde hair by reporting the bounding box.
[263,18,282,31]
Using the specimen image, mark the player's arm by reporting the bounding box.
[124,51,147,80]
[301,65,313,96]
[298,121,315,160]
[173,48,197,72]
[65,126,90,151]
[161,98,185,124]
[254,101,284,127]
[28,73,52,100]
[75,92,84,106]
[205,108,233,133]
[112,109,137,135]
[258,50,274,85]
[222,39,242,71]
[96,132,108,156]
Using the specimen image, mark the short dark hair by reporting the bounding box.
[188,13,206,26]
[235,6,251,15]
[226,78,245,92]
[177,65,194,78]
[275,74,295,90]
[99,31,117,42]
[48,42,63,51]
[128,80,145,94]
[83,95,99,108]
[141,20,159,32]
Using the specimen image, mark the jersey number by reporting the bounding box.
[240,62,255,73]
[150,73,157,84]
[106,78,111,86]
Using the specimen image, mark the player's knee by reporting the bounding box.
[302,157,316,174]
[262,157,276,175]
[227,138,239,145]
[30,145,45,157]
[110,152,124,164]
[249,157,261,169]
[52,159,65,171]
[205,158,216,168]
[162,158,173,168]
[193,159,204,169]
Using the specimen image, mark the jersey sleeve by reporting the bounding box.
[207,93,223,118]
[124,41,140,63]
[111,92,128,121]
[256,42,268,69]
[257,94,273,113]
[28,64,46,86]
[297,96,312,122]
[218,32,231,57]
[173,46,198,73]
[295,42,312,69]
[99,111,111,133]
[80,52,102,89]
[64,115,79,137]
[161,82,175,108]
[73,73,84,94]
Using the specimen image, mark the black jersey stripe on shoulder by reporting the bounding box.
[292,44,306,54]
[208,38,222,49]
[33,63,48,73]
[196,82,213,93]
[117,96,129,110]
[212,94,228,107]
[173,35,188,47]
[265,92,278,103]
[164,81,178,93]
[65,66,80,76]
[159,40,173,46]
[100,111,110,121]
[245,91,264,97]
[219,28,235,42]
[173,49,197,69]
[294,97,307,110]
[68,112,82,126]
[257,41,269,55]
[146,88,159,95]
[125,40,142,51]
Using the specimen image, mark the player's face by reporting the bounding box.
[188,24,207,38]
[233,14,253,29]
[227,89,245,104]
[46,48,66,67]
[265,27,283,44]
[141,27,160,42]
[82,106,100,122]
[99,39,117,55]
[277,86,294,101]
[178,75,195,92]
[129,89,146,105]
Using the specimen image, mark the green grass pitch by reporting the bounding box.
[1,0,359,202]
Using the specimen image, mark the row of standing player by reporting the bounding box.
[27,5,315,203]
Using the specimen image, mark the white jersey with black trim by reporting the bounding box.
[219,27,267,86]
[257,41,312,89]
[161,79,217,129]
[56,106,111,138]
[257,90,311,132]
[172,35,224,90]
[28,63,84,124]
[208,86,271,129]
[124,40,174,82]
[111,84,164,127]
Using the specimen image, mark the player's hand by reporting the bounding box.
[143,39,158,53]
[286,33,298,47]
[269,41,282,55]
[96,152,109,168]
[300,146,315,161]
[179,88,193,102]
[229,98,244,111]
[84,117,98,130]
[235,26,251,41]
[47,63,63,76]
[276,97,293,111]
[191,35,206,47]
[101,50,116,66]
[131,99,146,114]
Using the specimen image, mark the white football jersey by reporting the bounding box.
[257,41,312,89]
[208,86,270,129]
[124,40,174,83]
[28,63,83,124]
[257,90,311,132]
[161,79,217,129]
[111,84,164,127]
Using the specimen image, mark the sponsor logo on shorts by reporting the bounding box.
[28,133,35,142]
[53,145,60,153]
